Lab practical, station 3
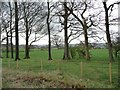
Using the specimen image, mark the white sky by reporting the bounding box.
[1,0,119,45]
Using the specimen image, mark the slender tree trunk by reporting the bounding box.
[24,27,30,59]
[24,18,30,59]
[9,2,14,59]
[11,42,14,58]
[14,2,20,61]
[103,2,114,62]
[6,32,9,58]
[63,2,70,60]
[0,22,1,58]
[83,20,90,60]
[47,0,52,60]
[23,3,30,59]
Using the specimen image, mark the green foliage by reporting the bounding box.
[76,44,86,58]
[112,37,120,58]
[117,51,120,60]
[70,47,76,58]
[70,44,89,59]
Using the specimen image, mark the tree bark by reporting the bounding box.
[9,2,14,59]
[63,3,90,60]
[83,20,90,60]
[14,2,20,61]
[103,2,114,62]
[63,2,70,60]
[22,3,30,59]
[0,22,1,58]
[24,12,30,59]
[47,1,52,60]
[6,32,9,58]
[24,19,30,59]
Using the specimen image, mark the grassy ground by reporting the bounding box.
[1,48,119,88]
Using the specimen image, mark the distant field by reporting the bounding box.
[2,48,119,88]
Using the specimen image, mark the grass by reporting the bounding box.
[1,48,119,88]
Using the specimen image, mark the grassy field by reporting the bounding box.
[1,48,119,88]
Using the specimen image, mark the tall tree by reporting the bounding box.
[64,1,99,60]
[23,2,30,59]
[0,3,1,58]
[19,2,47,59]
[1,2,10,58]
[50,2,85,59]
[47,0,52,60]
[0,25,1,58]
[1,12,10,58]
[103,1,120,62]
[49,1,71,60]
[63,1,70,60]
[6,29,9,58]
[9,2,14,59]
[14,2,20,61]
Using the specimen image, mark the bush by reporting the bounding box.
[70,44,87,59]
[70,47,76,58]
[70,44,92,59]
[117,51,120,60]
[76,45,86,58]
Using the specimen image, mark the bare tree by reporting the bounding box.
[62,1,71,60]
[1,2,15,59]
[51,35,63,49]
[64,1,100,60]
[112,33,120,58]
[14,2,20,61]
[50,1,89,60]
[2,21,10,58]
[0,22,1,58]
[1,3,10,58]
[48,1,70,60]
[47,0,52,60]
[19,2,47,59]
[22,2,30,59]
[0,3,1,58]
[9,2,14,59]
[103,1,120,62]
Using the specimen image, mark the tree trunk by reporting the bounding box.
[14,2,20,61]
[0,22,1,58]
[23,3,30,59]
[83,20,90,60]
[6,32,9,58]
[47,1,52,60]
[24,30,30,59]
[10,37,14,59]
[63,2,70,60]
[24,18,30,59]
[103,2,114,62]
[9,2,14,59]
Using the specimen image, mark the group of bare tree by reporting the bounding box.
[1,0,120,62]
[1,2,47,60]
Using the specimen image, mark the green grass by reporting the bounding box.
[2,48,119,88]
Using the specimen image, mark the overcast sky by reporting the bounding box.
[1,0,119,45]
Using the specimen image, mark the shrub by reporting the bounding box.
[70,44,92,59]
[70,47,76,58]
[76,45,86,58]
[70,44,86,59]
[117,51,120,60]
